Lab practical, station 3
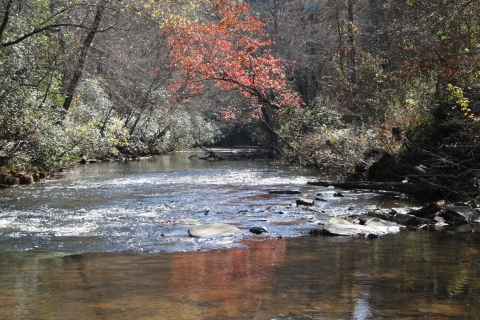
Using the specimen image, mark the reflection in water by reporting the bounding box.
[352,289,373,320]
[0,152,479,318]
[0,232,479,319]
[166,239,286,319]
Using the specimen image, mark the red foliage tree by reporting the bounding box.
[166,0,300,144]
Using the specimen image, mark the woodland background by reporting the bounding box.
[1,0,480,201]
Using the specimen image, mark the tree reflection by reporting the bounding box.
[166,239,286,318]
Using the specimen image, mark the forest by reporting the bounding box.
[1,0,480,201]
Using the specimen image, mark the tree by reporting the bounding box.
[62,0,109,111]
[166,0,300,147]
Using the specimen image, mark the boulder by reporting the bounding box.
[364,217,401,233]
[188,223,243,238]
[323,217,400,237]
[393,213,417,225]
[324,217,365,236]
[445,204,480,222]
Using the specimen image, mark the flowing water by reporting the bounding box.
[0,150,479,319]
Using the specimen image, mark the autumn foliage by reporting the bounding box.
[166,0,300,119]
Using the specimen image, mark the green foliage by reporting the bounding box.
[446,84,475,121]
[160,109,197,151]
[0,10,68,176]
[277,96,343,144]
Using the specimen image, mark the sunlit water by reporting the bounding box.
[0,151,418,253]
[1,151,479,319]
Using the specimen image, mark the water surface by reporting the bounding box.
[1,151,478,319]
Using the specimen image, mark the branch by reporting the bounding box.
[1,23,89,48]
[210,76,283,110]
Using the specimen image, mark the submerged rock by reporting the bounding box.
[188,223,243,238]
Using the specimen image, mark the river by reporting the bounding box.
[0,151,479,319]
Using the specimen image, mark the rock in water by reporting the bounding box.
[296,198,315,206]
[323,217,401,237]
[393,213,417,225]
[249,227,269,234]
[188,223,243,238]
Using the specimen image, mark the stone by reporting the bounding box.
[445,204,478,223]
[466,212,480,223]
[249,227,269,234]
[323,217,364,236]
[296,198,314,206]
[188,223,243,238]
[323,217,400,237]
[393,213,417,225]
[409,202,442,218]
[367,209,394,221]
[364,217,401,233]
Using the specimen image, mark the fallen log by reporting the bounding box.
[307,181,424,196]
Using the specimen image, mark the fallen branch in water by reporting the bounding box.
[307,181,424,196]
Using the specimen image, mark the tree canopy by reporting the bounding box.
[1,0,480,200]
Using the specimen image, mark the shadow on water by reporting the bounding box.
[0,151,479,318]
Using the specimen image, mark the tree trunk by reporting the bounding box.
[346,0,356,84]
[0,0,13,43]
[62,0,107,111]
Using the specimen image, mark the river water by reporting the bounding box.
[0,151,479,319]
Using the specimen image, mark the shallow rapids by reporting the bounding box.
[0,150,420,253]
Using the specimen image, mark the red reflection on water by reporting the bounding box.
[166,239,286,316]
